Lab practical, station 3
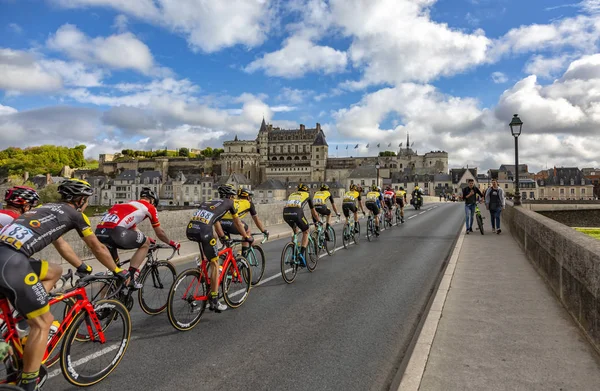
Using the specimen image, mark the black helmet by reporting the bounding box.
[320,183,329,191]
[218,184,237,198]
[297,183,308,192]
[5,186,39,208]
[140,187,159,206]
[238,187,254,197]
[58,179,93,200]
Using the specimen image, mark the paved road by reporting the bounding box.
[46,202,464,391]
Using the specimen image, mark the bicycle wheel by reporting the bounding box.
[223,257,251,308]
[280,242,298,284]
[138,261,176,315]
[247,246,266,286]
[167,269,207,331]
[342,224,350,249]
[477,214,484,235]
[60,299,131,387]
[366,218,373,242]
[325,225,336,256]
[306,238,318,272]
[353,221,360,244]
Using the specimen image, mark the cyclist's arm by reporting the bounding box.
[82,234,120,272]
[214,221,225,238]
[329,197,339,214]
[53,237,84,268]
[251,215,266,232]
[232,216,250,239]
[152,225,170,244]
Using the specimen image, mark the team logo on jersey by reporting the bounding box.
[24,273,38,286]
[29,220,41,228]
[210,206,216,210]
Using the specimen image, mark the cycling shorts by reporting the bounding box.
[186,223,218,261]
[220,220,248,236]
[396,198,405,207]
[314,205,331,216]
[342,203,358,218]
[0,246,50,319]
[384,199,394,209]
[283,207,309,232]
[95,226,147,262]
[366,201,381,215]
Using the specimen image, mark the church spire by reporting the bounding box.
[259,117,267,133]
[406,132,410,150]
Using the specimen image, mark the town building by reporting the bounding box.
[537,167,594,200]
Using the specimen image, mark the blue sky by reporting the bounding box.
[1,0,600,172]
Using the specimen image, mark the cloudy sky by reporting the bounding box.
[1,0,599,173]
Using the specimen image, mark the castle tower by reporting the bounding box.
[310,123,328,182]
[257,117,269,183]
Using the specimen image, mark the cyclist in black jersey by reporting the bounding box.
[283,183,319,267]
[186,184,253,312]
[0,179,128,391]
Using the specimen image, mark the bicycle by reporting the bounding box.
[475,204,485,235]
[383,205,393,229]
[342,217,360,249]
[395,205,403,225]
[280,229,318,284]
[0,274,131,387]
[311,216,337,257]
[90,243,178,315]
[167,239,252,331]
[231,233,268,286]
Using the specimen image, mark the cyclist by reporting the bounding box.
[342,184,365,234]
[220,188,268,258]
[0,186,40,229]
[283,183,320,267]
[95,187,180,289]
[312,184,340,240]
[365,185,383,236]
[383,185,396,222]
[412,185,423,208]
[395,186,407,223]
[0,179,128,391]
[186,184,253,313]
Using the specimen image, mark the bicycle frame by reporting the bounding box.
[0,286,103,366]
[184,246,243,302]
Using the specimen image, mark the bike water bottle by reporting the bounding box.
[47,320,60,342]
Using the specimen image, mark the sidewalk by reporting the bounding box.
[400,223,600,390]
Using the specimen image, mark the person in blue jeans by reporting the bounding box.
[485,179,506,234]
[462,179,483,234]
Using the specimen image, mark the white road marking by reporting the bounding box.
[419,211,427,215]
[408,216,416,219]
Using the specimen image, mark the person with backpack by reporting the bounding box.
[485,179,506,234]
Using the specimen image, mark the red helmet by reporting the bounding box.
[5,186,40,207]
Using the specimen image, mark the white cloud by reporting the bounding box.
[0,48,63,92]
[47,24,156,74]
[112,14,129,33]
[278,87,311,104]
[524,54,573,79]
[7,23,23,34]
[245,35,347,78]
[491,71,508,84]
[271,105,297,112]
[0,104,17,116]
[52,0,275,53]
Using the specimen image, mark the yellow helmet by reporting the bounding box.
[297,183,308,192]
[350,184,357,191]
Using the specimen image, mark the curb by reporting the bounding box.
[396,231,466,391]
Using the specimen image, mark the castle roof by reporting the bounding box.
[312,130,328,147]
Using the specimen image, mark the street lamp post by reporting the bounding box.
[375,162,381,188]
[509,114,523,206]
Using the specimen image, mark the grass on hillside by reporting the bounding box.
[574,228,600,240]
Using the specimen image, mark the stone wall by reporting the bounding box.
[538,209,600,227]
[522,200,600,212]
[502,205,600,352]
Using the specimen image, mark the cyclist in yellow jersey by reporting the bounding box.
[220,188,269,258]
[395,186,408,223]
[365,185,383,236]
[312,184,340,240]
[283,184,319,267]
[342,184,365,233]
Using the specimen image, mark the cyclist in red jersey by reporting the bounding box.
[0,187,40,229]
[383,186,396,218]
[95,187,180,288]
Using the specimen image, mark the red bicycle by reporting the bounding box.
[0,274,131,387]
[167,239,252,331]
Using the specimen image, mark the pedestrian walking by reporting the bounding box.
[463,179,483,234]
[485,179,506,234]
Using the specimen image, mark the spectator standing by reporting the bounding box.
[485,179,506,234]
[462,179,483,234]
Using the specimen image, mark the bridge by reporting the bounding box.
[45,200,600,390]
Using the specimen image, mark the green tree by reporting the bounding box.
[38,184,61,203]
[0,145,88,176]
[178,147,190,157]
[379,151,397,157]
[201,147,213,157]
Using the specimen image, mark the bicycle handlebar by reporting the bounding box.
[149,242,179,260]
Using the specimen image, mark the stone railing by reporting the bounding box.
[502,205,600,352]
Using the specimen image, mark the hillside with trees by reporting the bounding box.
[0,145,89,176]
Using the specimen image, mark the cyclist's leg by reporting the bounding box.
[110,227,149,272]
[0,251,54,387]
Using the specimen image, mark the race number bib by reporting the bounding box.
[100,213,120,224]
[314,198,325,205]
[286,194,303,208]
[192,209,215,224]
[343,193,355,202]
[366,193,379,202]
[0,224,35,250]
